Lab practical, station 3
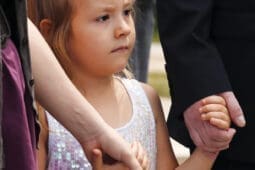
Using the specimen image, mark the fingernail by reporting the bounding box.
[201,99,206,104]
[201,114,206,120]
[236,116,246,127]
[199,108,203,113]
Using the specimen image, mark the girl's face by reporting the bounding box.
[67,0,136,77]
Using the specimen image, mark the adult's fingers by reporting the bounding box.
[220,91,246,127]
[204,124,236,143]
[195,120,235,152]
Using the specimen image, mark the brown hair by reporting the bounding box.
[28,0,74,77]
[28,0,133,79]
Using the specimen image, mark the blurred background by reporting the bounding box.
[148,31,190,164]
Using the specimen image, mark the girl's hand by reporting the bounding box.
[91,141,149,170]
[91,149,128,170]
[199,95,231,130]
[131,142,150,170]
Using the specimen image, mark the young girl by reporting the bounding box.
[29,0,231,169]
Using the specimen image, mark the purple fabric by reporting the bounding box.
[2,39,37,170]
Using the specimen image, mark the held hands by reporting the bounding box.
[131,141,149,170]
[184,95,237,155]
[91,141,149,170]
[82,126,142,170]
[200,95,230,130]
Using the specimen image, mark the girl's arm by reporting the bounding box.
[141,83,178,170]
[142,84,231,170]
[176,95,231,170]
[175,148,215,170]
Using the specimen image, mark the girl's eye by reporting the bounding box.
[96,15,109,22]
[124,8,134,16]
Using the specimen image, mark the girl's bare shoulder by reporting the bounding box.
[140,82,162,119]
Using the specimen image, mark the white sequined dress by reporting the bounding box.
[46,78,157,170]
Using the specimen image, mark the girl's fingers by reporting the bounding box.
[202,95,226,106]
[131,141,138,158]
[137,142,144,164]
[141,155,149,170]
[209,117,230,130]
[137,142,149,170]
[201,112,230,122]
[132,142,149,170]
[91,149,103,170]
[201,111,231,129]
[200,104,228,114]
[200,96,231,130]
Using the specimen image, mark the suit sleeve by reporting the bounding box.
[156,0,232,118]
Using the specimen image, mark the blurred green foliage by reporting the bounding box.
[148,72,170,97]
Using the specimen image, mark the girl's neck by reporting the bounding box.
[71,71,115,97]
[70,71,132,128]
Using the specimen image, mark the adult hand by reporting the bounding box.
[81,125,142,170]
[184,96,236,154]
[220,91,246,127]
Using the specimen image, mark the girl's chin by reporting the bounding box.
[115,65,128,74]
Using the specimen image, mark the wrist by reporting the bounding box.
[196,148,219,160]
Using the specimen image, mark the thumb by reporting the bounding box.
[225,128,236,142]
[91,149,103,170]
[220,91,246,127]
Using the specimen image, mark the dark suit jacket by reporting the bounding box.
[157,0,255,163]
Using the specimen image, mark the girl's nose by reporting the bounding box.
[114,18,131,38]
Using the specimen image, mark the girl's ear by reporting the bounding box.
[39,19,52,41]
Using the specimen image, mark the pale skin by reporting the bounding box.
[33,0,230,169]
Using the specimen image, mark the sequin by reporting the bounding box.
[46,78,157,170]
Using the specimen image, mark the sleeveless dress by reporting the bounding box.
[46,78,157,170]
